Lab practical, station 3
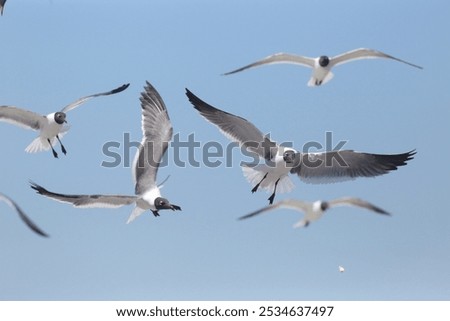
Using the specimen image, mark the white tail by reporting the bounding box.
[126,206,146,224]
[25,137,53,153]
[241,164,294,194]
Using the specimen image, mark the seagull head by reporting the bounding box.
[154,197,181,211]
[318,55,330,67]
[282,149,296,164]
[54,112,67,125]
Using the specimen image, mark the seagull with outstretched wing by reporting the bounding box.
[31,81,181,223]
[0,83,129,158]
[223,48,422,87]
[239,197,390,228]
[186,89,415,204]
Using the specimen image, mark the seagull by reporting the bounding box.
[30,81,181,223]
[238,197,390,228]
[186,89,415,204]
[0,83,130,158]
[0,0,6,15]
[0,192,49,237]
[338,266,345,273]
[223,48,423,87]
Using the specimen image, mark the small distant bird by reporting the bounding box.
[338,266,345,273]
[186,89,415,204]
[223,48,423,87]
[0,0,6,15]
[0,192,48,237]
[0,83,129,158]
[30,81,181,223]
[239,197,390,228]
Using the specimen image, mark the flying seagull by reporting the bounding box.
[338,266,345,273]
[30,81,181,223]
[185,89,415,204]
[223,48,423,86]
[0,83,130,158]
[0,0,6,15]
[238,197,390,228]
[0,192,48,237]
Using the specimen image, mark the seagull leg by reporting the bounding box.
[48,139,58,158]
[151,210,160,217]
[251,172,268,193]
[267,178,280,204]
[56,135,67,155]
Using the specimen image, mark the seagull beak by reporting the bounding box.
[170,204,181,211]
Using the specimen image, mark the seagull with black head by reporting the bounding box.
[0,83,129,158]
[186,89,415,204]
[223,48,422,87]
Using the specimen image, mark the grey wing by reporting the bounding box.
[185,89,278,160]
[60,83,130,113]
[223,53,315,75]
[331,48,423,69]
[238,199,309,220]
[291,149,416,184]
[328,197,390,215]
[0,0,6,15]
[0,193,49,237]
[30,182,137,208]
[134,81,173,195]
[0,106,45,130]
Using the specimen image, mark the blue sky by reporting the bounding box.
[0,0,449,300]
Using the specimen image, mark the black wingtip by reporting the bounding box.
[112,83,130,94]
[29,180,47,195]
[185,88,203,111]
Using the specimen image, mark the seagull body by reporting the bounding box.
[186,89,415,204]
[0,83,130,158]
[31,81,181,223]
[0,192,48,237]
[239,197,390,228]
[223,48,423,86]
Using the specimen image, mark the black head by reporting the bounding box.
[283,150,296,164]
[154,197,181,211]
[320,201,329,211]
[318,55,330,67]
[54,112,67,125]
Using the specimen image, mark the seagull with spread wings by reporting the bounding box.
[0,192,48,237]
[223,48,422,87]
[239,197,390,228]
[0,83,129,158]
[186,89,415,204]
[30,81,181,223]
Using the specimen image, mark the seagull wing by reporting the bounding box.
[331,48,423,69]
[133,81,173,195]
[239,199,310,220]
[291,149,415,184]
[0,193,49,237]
[60,83,130,113]
[328,197,390,215]
[30,182,137,208]
[223,53,315,75]
[0,106,45,130]
[186,89,278,161]
[0,0,6,15]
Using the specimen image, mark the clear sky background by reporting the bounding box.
[0,0,448,300]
